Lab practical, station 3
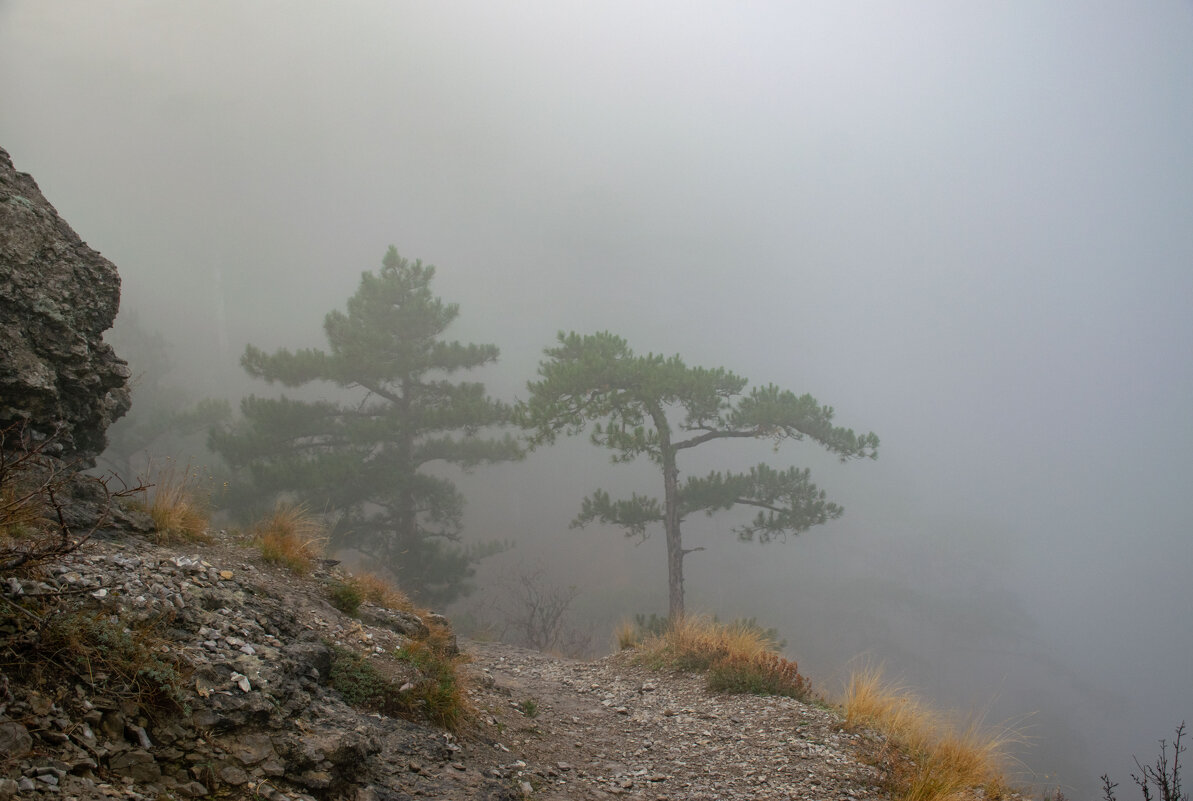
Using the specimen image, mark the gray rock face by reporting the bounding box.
[0,146,130,464]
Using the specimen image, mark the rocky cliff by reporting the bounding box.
[0,147,130,464]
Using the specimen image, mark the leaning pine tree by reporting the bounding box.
[519,331,879,621]
[212,247,521,606]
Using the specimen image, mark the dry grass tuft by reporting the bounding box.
[843,664,1018,801]
[614,619,639,651]
[254,502,326,574]
[351,571,413,611]
[637,614,773,671]
[634,615,811,700]
[146,460,212,543]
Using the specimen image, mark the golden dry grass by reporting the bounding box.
[614,618,639,651]
[842,664,1018,801]
[147,460,212,543]
[349,571,414,611]
[632,615,811,699]
[254,501,326,574]
[637,614,774,671]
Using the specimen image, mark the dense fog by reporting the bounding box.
[3,2,1191,796]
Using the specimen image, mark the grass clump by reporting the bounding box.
[395,640,468,729]
[1,605,190,715]
[328,639,467,730]
[254,502,326,574]
[328,579,364,615]
[842,664,1017,801]
[145,459,213,543]
[348,571,414,611]
[327,572,414,617]
[614,619,639,651]
[706,650,812,699]
[634,614,812,700]
[637,614,772,671]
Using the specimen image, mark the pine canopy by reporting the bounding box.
[519,331,878,619]
[212,247,520,606]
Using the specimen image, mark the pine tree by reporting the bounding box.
[212,247,521,606]
[519,331,878,620]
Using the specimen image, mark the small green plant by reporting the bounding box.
[517,698,539,718]
[328,580,363,615]
[394,640,467,729]
[706,651,811,699]
[328,641,467,730]
[328,646,396,708]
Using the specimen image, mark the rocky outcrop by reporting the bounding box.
[0,146,130,464]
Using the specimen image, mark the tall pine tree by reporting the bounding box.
[519,331,878,620]
[212,247,520,606]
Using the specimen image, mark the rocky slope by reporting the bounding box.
[0,524,891,801]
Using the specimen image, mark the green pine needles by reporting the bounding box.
[519,331,878,620]
[212,247,521,606]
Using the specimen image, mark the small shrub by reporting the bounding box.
[254,502,325,574]
[329,645,395,705]
[395,640,468,730]
[517,698,539,718]
[706,651,811,699]
[1102,722,1186,801]
[146,459,212,543]
[1,422,140,574]
[328,580,363,615]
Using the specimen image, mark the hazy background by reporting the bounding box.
[3,2,1191,795]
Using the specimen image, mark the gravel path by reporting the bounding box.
[462,639,888,801]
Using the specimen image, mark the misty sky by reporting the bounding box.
[2,2,1191,795]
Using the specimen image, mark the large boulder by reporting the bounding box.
[0,147,130,463]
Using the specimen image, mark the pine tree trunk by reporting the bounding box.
[649,403,685,622]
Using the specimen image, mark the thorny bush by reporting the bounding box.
[0,421,142,574]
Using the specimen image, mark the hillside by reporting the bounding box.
[0,523,890,801]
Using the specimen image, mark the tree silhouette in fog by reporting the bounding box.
[212,247,520,606]
[519,331,878,620]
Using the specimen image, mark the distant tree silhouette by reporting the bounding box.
[212,247,520,606]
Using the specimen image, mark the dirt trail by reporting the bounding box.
[461,639,887,801]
